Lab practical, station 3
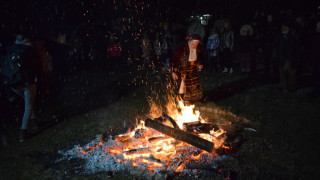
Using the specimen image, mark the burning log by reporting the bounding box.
[162,113,179,129]
[145,118,214,153]
[149,154,162,163]
[183,122,219,134]
[148,137,172,144]
[114,135,131,142]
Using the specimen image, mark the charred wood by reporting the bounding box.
[145,118,214,153]
[183,122,219,134]
[124,148,151,155]
[113,135,131,142]
[162,113,179,129]
[148,136,172,144]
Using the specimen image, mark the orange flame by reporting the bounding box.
[80,98,227,173]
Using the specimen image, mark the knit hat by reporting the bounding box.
[189,34,201,41]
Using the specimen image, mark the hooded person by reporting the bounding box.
[170,34,204,104]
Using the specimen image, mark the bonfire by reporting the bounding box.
[58,94,245,178]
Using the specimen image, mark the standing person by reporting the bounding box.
[153,22,174,72]
[206,28,220,72]
[307,20,320,97]
[261,14,278,79]
[294,16,307,83]
[238,24,254,73]
[170,34,204,104]
[0,34,40,142]
[35,40,53,103]
[220,20,234,73]
[274,21,298,92]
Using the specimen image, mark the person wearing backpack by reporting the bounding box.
[0,34,40,142]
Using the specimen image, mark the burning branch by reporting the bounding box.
[145,118,214,153]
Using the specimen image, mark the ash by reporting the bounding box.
[56,134,230,177]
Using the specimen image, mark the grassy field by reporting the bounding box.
[1,71,319,179]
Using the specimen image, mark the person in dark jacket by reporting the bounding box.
[307,20,320,97]
[206,28,220,72]
[170,34,204,104]
[7,34,40,142]
[261,14,278,79]
[220,20,234,74]
[274,21,298,91]
[238,24,254,73]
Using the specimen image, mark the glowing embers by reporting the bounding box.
[76,101,229,173]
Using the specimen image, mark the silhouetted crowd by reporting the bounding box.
[1,4,320,143]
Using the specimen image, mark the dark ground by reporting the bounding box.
[0,67,319,179]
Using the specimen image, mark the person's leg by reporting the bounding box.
[279,66,286,90]
[213,56,218,72]
[221,50,227,72]
[208,56,213,72]
[225,49,233,73]
[251,52,257,74]
[271,49,279,81]
[11,86,34,118]
[21,84,36,130]
[225,49,231,69]
[264,55,270,75]
[312,66,320,96]
[11,84,36,142]
[10,86,26,123]
[245,53,251,72]
[288,66,296,92]
[239,53,245,72]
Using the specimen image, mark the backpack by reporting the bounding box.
[0,46,27,86]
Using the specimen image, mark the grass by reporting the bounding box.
[216,86,320,179]
[0,85,149,179]
[1,71,319,179]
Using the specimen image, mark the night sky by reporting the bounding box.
[1,0,317,42]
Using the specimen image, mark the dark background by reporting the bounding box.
[1,0,318,41]
[1,0,320,179]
